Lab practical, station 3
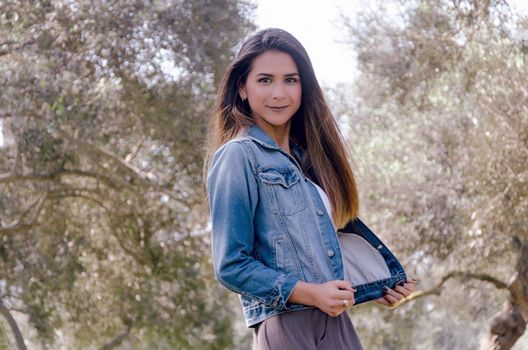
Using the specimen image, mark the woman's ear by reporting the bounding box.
[239,86,247,101]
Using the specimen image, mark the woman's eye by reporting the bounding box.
[286,77,298,83]
[258,78,271,83]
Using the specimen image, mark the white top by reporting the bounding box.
[311,180,336,231]
[310,179,392,286]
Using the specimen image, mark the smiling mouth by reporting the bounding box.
[268,106,289,110]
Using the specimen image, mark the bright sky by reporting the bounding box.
[253,0,360,87]
[253,0,528,86]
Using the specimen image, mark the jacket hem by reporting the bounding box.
[245,305,317,328]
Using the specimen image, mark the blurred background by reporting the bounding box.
[0,0,527,349]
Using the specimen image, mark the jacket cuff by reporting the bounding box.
[268,274,299,310]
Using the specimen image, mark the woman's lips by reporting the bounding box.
[268,106,288,111]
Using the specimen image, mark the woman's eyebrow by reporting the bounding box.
[255,72,300,77]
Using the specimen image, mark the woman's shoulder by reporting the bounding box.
[210,138,257,175]
[213,136,253,159]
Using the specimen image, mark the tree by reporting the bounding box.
[0,0,255,348]
[336,0,528,348]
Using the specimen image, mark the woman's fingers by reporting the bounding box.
[338,298,354,309]
[330,280,356,291]
[393,284,413,297]
[329,280,356,307]
[403,282,416,292]
[335,291,355,308]
[335,288,355,298]
[384,286,405,300]
[405,278,418,290]
[374,296,391,306]
[375,278,419,308]
[383,290,401,304]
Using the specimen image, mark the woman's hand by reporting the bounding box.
[311,280,356,317]
[374,278,418,308]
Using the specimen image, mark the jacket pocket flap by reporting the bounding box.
[258,168,300,188]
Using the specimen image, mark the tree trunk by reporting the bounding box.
[481,238,528,350]
[480,303,526,350]
[0,298,27,350]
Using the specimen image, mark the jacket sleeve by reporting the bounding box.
[206,141,299,310]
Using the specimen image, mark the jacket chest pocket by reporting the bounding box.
[258,167,306,216]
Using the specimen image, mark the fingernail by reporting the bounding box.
[383,286,389,292]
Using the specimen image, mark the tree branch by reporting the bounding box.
[405,270,510,303]
[0,169,125,190]
[25,191,147,266]
[97,325,132,350]
[124,135,146,163]
[11,133,21,175]
[0,193,47,234]
[108,216,149,266]
[473,92,528,156]
[0,189,116,234]
[0,40,34,57]
[58,130,157,182]
[58,130,188,205]
[47,190,113,213]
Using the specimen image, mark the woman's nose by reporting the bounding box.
[271,83,286,99]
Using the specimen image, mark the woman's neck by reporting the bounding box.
[255,120,292,154]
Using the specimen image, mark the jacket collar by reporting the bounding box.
[244,124,304,161]
[245,123,280,149]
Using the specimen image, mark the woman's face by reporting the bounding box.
[239,50,302,132]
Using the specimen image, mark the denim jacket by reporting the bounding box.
[207,124,407,327]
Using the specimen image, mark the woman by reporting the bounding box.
[204,28,417,349]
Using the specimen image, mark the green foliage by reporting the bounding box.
[0,0,255,348]
[335,0,528,348]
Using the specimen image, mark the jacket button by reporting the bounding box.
[316,209,324,216]
[327,249,335,257]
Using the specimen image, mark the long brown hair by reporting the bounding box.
[203,28,359,228]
